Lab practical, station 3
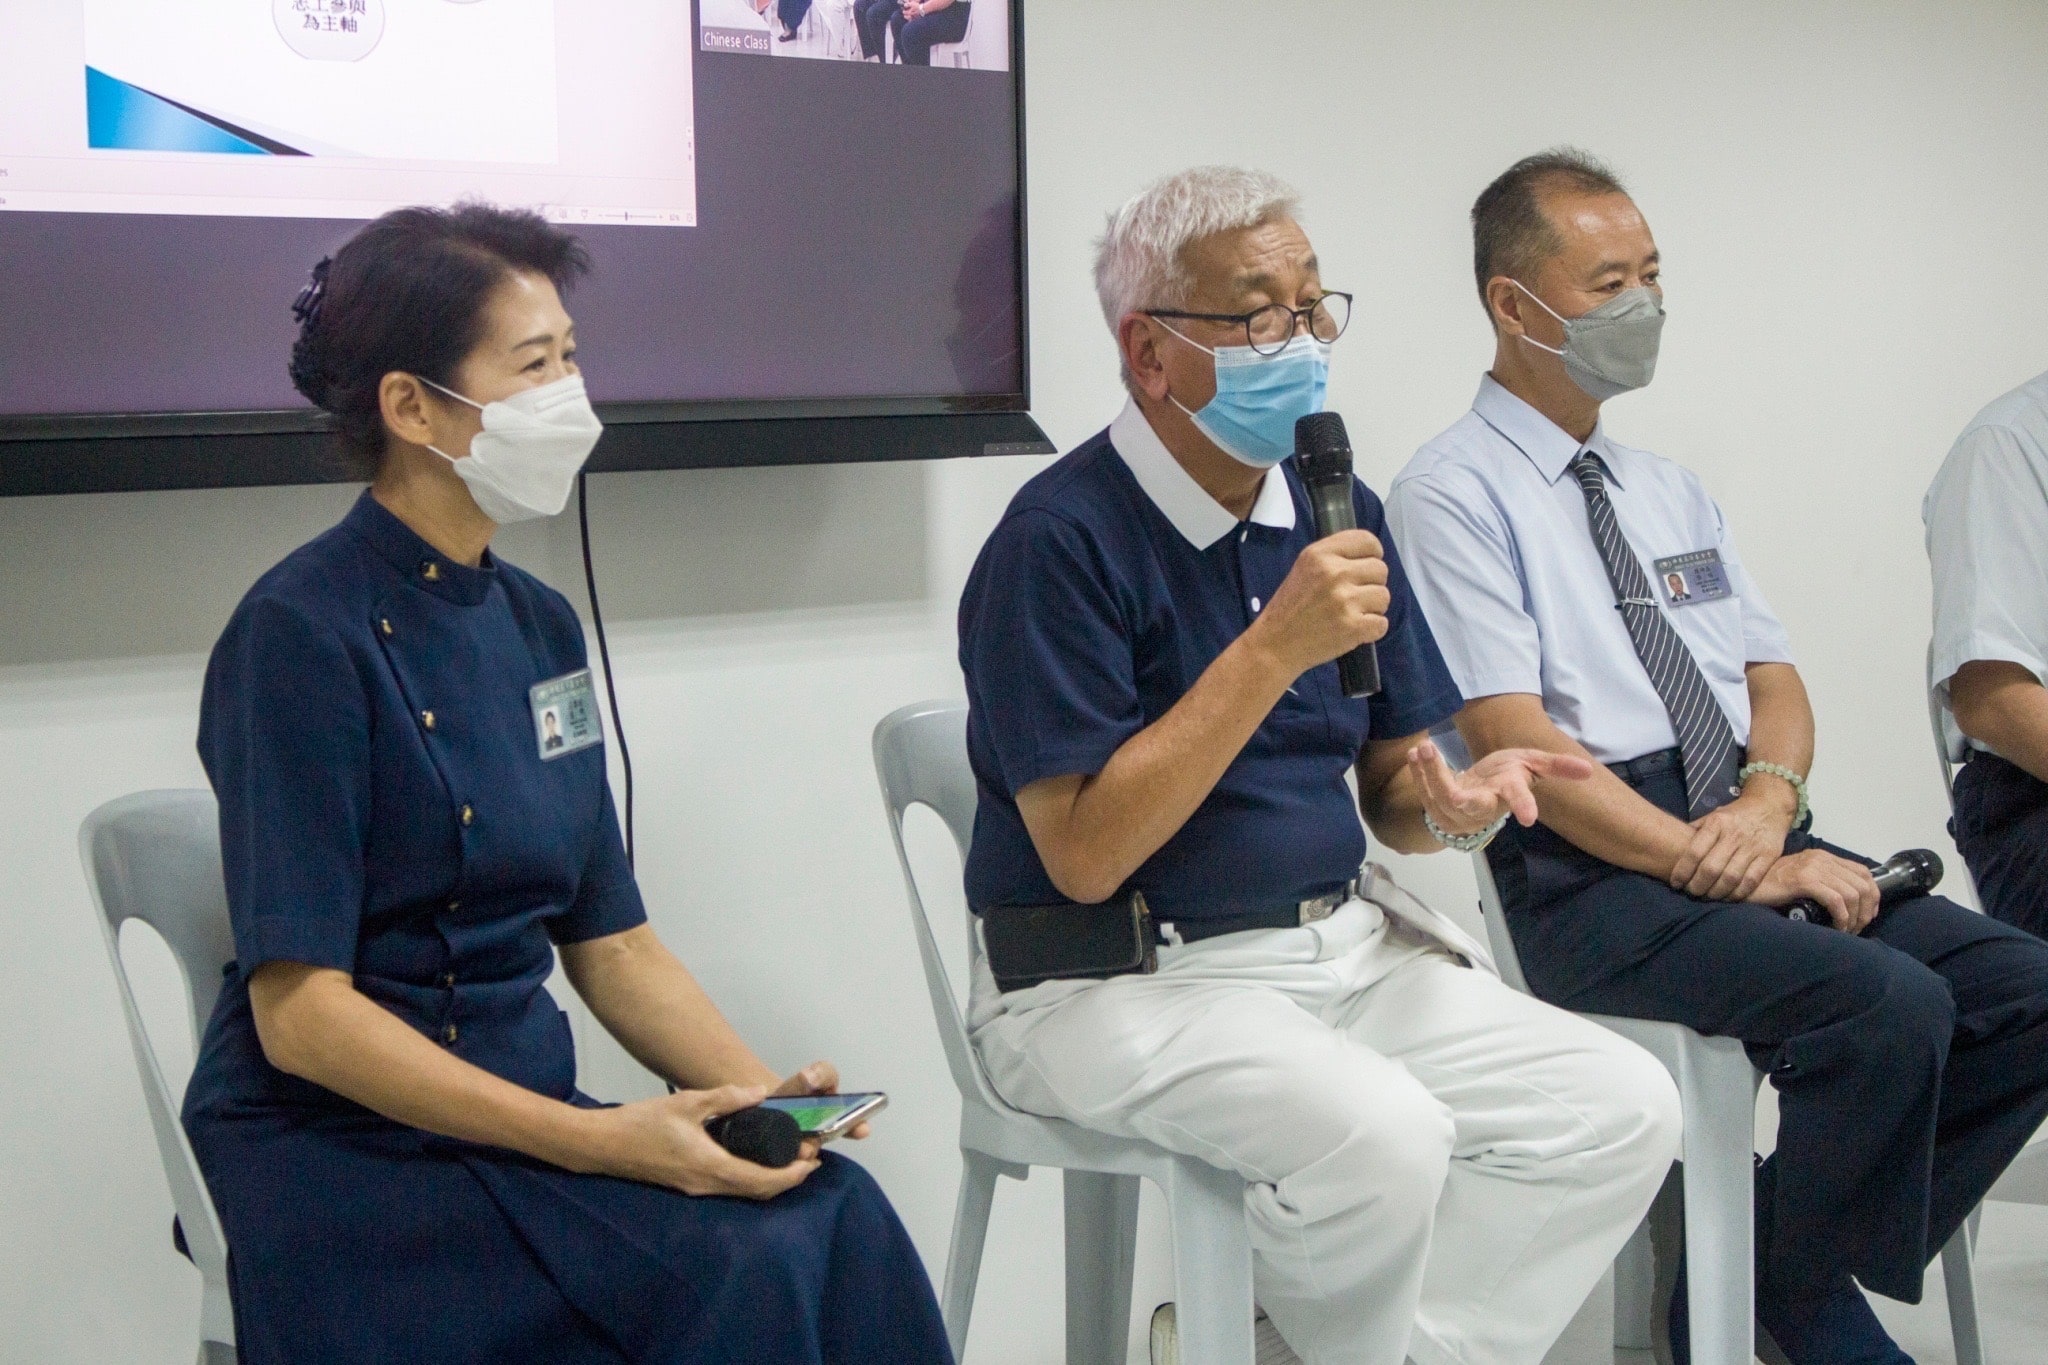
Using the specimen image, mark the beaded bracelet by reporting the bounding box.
[1738,761,1810,826]
[1424,809,1509,853]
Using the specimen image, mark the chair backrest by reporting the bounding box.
[871,699,1010,1112]
[1468,851,1532,994]
[1921,648,2048,1204]
[83,790,235,1042]
[1925,642,1988,911]
[1928,641,1964,790]
[78,789,234,1290]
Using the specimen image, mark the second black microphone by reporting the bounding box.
[1293,411,1382,699]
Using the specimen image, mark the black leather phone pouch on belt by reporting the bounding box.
[979,892,1158,993]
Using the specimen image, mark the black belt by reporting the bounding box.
[1153,877,1361,945]
[1605,746,1685,785]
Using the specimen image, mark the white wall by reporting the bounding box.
[5,2,2047,1360]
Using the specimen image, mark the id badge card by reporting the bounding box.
[530,669,603,761]
[1654,549,1733,608]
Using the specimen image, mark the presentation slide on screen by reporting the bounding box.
[0,0,1023,424]
[0,2,697,225]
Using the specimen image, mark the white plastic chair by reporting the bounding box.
[1928,644,2048,1218]
[815,0,862,59]
[925,0,980,68]
[873,701,1255,1365]
[1474,850,1987,1365]
[778,0,862,61]
[1472,851,1759,1365]
[1927,642,1988,913]
[80,789,237,1365]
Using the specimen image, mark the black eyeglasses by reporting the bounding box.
[1143,292,1352,357]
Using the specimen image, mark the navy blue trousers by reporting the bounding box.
[776,0,815,35]
[890,3,971,64]
[1952,749,2048,940]
[1488,756,2048,1304]
[855,0,897,57]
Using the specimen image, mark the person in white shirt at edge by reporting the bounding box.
[956,165,1683,1365]
[1387,149,2048,1365]
[1924,370,2048,941]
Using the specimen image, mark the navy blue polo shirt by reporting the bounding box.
[959,402,1463,920]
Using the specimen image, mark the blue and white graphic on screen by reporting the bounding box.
[83,0,560,162]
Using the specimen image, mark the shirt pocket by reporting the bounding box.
[1673,589,1749,693]
[1262,661,1364,755]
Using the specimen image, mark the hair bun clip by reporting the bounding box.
[291,256,333,326]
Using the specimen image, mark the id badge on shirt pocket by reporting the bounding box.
[530,669,603,761]
[1654,549,1733,608]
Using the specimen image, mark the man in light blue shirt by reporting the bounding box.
[1387,149,2048,1365]
[1391,380,1794,773]
[1925,371,2048,938]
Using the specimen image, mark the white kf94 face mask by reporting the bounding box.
[423,373,605,525]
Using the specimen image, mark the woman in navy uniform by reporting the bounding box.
[181,204,952,1364]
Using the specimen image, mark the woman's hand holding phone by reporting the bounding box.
[589,1084,820,1200]
[773,1060,874,1141]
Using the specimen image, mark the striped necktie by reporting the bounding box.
[1568,452,1740,817]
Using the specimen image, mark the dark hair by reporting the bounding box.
[1470,148,1628,316]
[288,203,591,479]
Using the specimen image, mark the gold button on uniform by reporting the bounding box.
[379,618,393,637]
[439,972,456,988]
[447,900,460,912]
[421,710,436,731]
[460,804,474,826]
[443,1023,458,1044]
[422,561,441,581]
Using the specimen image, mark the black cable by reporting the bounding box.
[577,471,634,869]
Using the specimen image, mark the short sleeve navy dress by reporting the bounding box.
[182,492,951,1365]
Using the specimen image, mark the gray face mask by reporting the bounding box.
[1512,281,1665,400]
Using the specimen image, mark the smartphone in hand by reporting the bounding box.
[758,1093,888,1142]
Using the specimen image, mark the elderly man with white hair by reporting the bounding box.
[954,165,1683,1365]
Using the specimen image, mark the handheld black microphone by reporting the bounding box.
[1783,848,1943,927]
[704,1105,803,1168]
[1293,411,1382,699]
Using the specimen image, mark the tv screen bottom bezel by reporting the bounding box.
[0,408,1057,498]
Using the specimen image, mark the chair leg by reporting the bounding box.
[197,1277,236,1363]
[1676,1049,1757,1365]
[1613,1214,1658,1351]
[1941,1213,1985,1365]
[1165,1159,1255,1365]
[1064,1170,1141,1365]
[942,1151,1006,1363]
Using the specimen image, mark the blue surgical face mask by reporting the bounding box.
[1159,325,1331,468]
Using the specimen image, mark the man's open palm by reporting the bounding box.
[1408,738,1595,837]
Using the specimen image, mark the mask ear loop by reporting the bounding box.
[415,376,485,465]
[418,375,485,411]
[1507,279,1570,357]
[1143,317,1221,426]
[1151,317,1220,358]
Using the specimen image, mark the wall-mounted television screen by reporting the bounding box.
[0,0,1048,496]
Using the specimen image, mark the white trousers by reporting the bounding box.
[969,898,1682,1365]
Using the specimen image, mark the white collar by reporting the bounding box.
[1108,399,1297,550]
